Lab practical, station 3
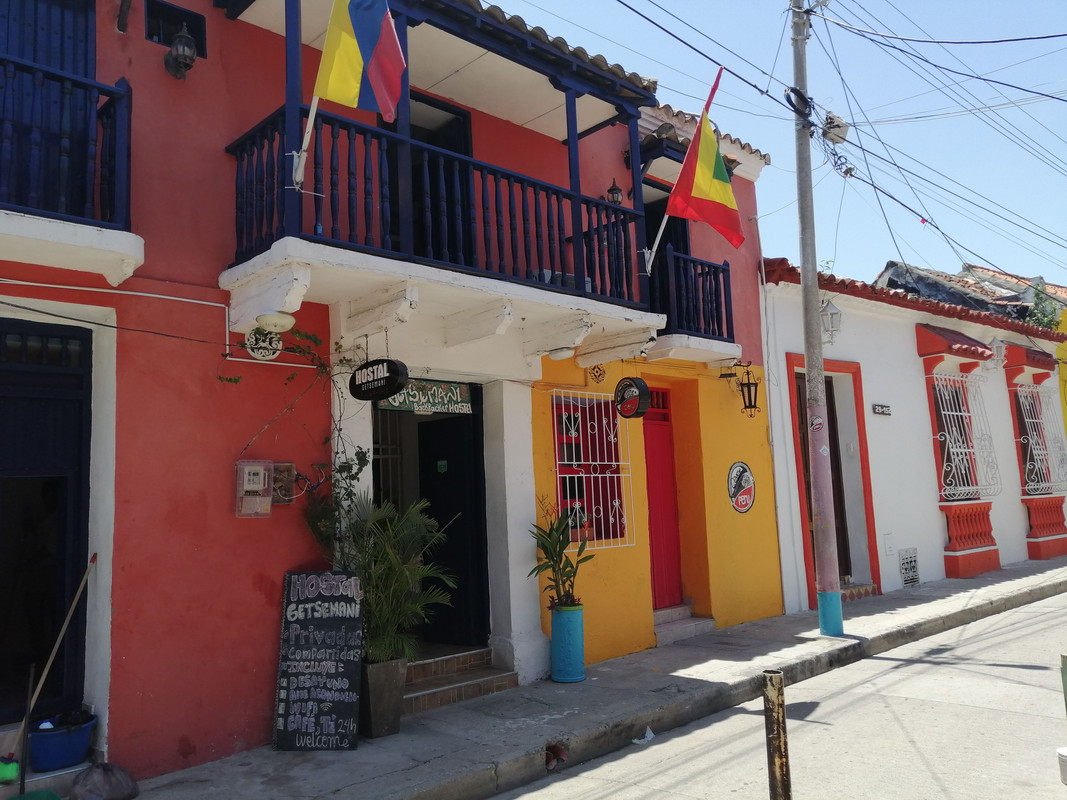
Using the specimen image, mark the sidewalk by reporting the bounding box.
[140,556,1067,800]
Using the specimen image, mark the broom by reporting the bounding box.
[6,553,98,792]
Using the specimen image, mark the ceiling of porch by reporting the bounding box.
[223,0,654,140]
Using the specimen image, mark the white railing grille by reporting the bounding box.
[931,372,1001,501]
[552,389,635,549]
[1014,383,1067,495]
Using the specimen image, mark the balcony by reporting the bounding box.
[227,105,643,307]
[0,54,130,228]
[0,54,141,285]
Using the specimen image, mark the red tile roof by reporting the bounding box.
[764,258,1067,343]
[916,324,994,360]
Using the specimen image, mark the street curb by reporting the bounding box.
[415,575,1067,800]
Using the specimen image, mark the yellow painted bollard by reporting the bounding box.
[762,669,792,800]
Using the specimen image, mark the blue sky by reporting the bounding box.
[502,0,1067,285]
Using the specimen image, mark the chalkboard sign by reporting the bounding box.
[273,571,363,750]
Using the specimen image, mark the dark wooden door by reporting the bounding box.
[794,374,852,583]
[0,318,92,723]
[644,391,683,609]
[417,410,489,646]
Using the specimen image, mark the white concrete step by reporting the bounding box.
[655,616,717,646]
[652,602,693,627]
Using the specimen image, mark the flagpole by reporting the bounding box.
[644,213,670,274]
[292,95,320,191]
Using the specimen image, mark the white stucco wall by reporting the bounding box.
[764,280,1057,613]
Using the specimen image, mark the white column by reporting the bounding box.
[482,380,549,682]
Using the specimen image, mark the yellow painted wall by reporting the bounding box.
[531,357,784,664]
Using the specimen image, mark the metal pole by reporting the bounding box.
[790,2,842,636]
[1061,653,1067,716]
[762,669,791,800]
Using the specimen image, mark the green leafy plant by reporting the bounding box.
[307,482,455,663]
[528,505,594,610]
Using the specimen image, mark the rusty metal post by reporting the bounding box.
[1061,654,1067,716]
[763,669,792,800]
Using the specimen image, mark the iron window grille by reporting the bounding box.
[930,371,1001,502]
[1013,383,1067,495]
[552,389,635,549]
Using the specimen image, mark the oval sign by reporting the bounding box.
[349,358,408,402]
[614,377,650,419]
[728,461,755,513]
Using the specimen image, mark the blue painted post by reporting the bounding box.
[111,79,131,230]
[394,17,413,257]
[665,244,679,335]
[628,116,648,304]
[282,0,302,239]
[564,88,585,293]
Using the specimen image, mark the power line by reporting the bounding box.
[840,25,1067,105]
[809,11,1067,46]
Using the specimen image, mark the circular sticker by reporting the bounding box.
[808,416,824,432]
[728,462,755,513]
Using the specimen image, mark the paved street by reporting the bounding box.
[491,593,1067,800]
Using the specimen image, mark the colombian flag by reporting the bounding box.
[314,0,406,123]
[665,70,745,249]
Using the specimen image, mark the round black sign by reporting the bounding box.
[614,377,650,419]
[349,359,408,402]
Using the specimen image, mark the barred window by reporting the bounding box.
[930,372,1001,502]
[1012,383,1067,495]
[552,389,635,549]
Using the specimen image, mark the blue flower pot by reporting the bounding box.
[550,606,585,682]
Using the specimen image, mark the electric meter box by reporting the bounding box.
[235,460,274,518]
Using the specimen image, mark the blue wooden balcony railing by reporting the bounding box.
[228,105,645,307]
[656,244,734,341]
[0,54,131,229]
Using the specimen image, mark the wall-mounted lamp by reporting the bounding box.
[720,360,761,417]
[255,311,296,333]
[985,339,1007,371]
[164,23,197,79]
[820,298,842,344]
[606,178,623,206]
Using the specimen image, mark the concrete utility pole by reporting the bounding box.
[790,1,842,636]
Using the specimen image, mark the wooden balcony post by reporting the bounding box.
[564,87,585,292]
[628,116,648,303]
[281,0,302,239]
[111,78,131,230]
[665,243,679,333]
[394,17,414,257]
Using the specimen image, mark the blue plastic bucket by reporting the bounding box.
[550,606,585,682]
[27,715,96,773]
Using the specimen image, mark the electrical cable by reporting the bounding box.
[832,1,1067,179]
[840,26,1067,105]
[809,11,1067,46]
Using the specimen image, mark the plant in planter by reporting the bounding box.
[528,505,595,682]
[307,477,455,737]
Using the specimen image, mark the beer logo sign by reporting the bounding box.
[728,461,755,513]
[614,377,650,419]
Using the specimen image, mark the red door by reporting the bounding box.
[644,391,683,609]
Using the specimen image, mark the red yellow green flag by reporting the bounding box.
[665,68,745,248]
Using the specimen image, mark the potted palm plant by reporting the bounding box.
[528,506,595,682]
[307,472,455,737]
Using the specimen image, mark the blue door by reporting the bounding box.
[0,318,92,724]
